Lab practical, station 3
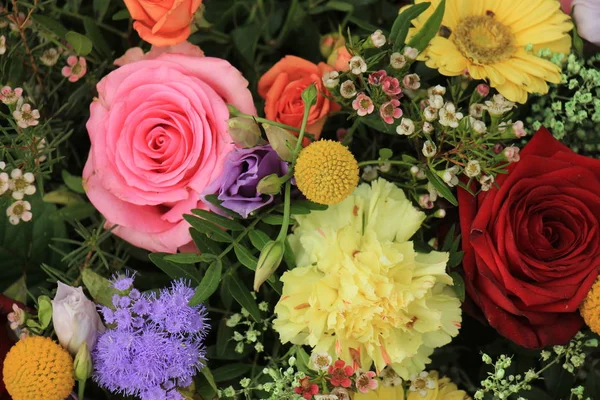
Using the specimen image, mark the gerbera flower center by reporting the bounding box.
[452,15,515,65]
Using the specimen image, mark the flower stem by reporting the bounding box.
[358,160,414,168]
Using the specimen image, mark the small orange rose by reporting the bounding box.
[258,56,340,140]
[124,0,202,47]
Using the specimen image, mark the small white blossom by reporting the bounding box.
[428,94,444,109]
[479,174,495,191]
[422,140,437,158]
[422,122,434,134]
[7,200,32,225]
[310,351,333,371]
[226,313,242,327]
[484,94,515,116]
[0,170,8,196]
[40,48,60,66]
[349,56,367,75]
[390,52,406,69]
[424,106,438,121]
[470,103,485,118]
[428,85,446,96]
[419,194,434,209]
[361,166,378,181]
[409,371,436,397]
[0,35,6,55]
[439,102,464,128]
[322,71,340,89]
[427,182,440,201]
[13,100,40,129]
[380,366,403,387]
[403,46,419,60]
[340,80,357,99]
[465,160,482,177]
[378,162,391,173]
[402,73,421,90]
[442,166,460,187]
[396,118,415,135]
[469,116,487,134]
[254,342,264,352]
[9,169,36,200]
[370,30,386,48]
[314,395,339,400]
[504,145,521,163]
[0,86,23,105]
[434,209,446,218]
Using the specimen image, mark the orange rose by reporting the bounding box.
[327,45,351,72]
[123,0,202,47]
[258,56,340,139]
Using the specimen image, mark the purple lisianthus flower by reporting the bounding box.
[203,144,287,218]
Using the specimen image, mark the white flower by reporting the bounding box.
[9,169,36,200]
[512,120,527,138]
[0,35,6,55]
[469,117,487,134]
[427,182,440,201]
[322,71,340,89]
[469,103,485,118]
[13,100,40,129]
[40,48,60,66]
[484,94,515,116]
[422,140,437,158]
[34,137,47,162]
[396,118,415,136]
[442,166,460,187]
[349,55,367,75]
[403,46,419,60]
[310,351,333,371]
[361,166,378,181]
[409,371,437,397]
[438,102,464,128]
[419,194,434,209]
[422,121,434,134]
[378,162,391,173]
[380,366,403,387]
[0,86,23,105]
[6,200,32,225]
[390,52,406,69]
[479,174,495,191]
[340,80,357,99]
[428,94,444,109]
[503,145,521,163]
[0,161,4,170]
[428,85,446,96]
[0,170,8,196]
[423,106,438,122]
[314,395,339,400]
[370,30,386,48]
[465,160,482,178]
[7,304,25,330]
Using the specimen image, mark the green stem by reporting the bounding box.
[218,215,265,259]
[53,8,128,38]
[78,380,85,400]
[358,160,414,168]
[276,181,292,242]
[232,112,301,133]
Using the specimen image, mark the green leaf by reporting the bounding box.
[226,274,261,322]
[448,250,463,269]
[189,259,222,305]
[190,229,223,255]
[450,272,465,302]
[43,190,84,206]
[203,194,239,218]
[37,295,52,329]
[212,363,252,382]
[112,9,130,21]
[184,215,233,243]
[389,2,431,50]
[234,244,258,271]
[191,209,244,231]
[61,170,86,194]
[378,148,394,161]
[148,253,201,285]
[407,0,445,52]
[573,22,584,58]
[248,230,271,251]
[441,224,456,252]
[32,15,68,38]
[84,17,112,58]
[199,367,218,397]
[51,203,97,222]
[283,238,296,268]
[324,0,354,12]
[261,214,285,225]
[164,253,214,264]
[3,276,27,304]
[93,0,110,21]
[231,23,260,65]
[81,269,121,307]
[424,167,458,206]
[65,31,93,56]
[294,346,311,374]
[216,318,232,358]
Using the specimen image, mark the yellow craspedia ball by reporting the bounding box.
[294,140,359,205]
[580,277,600,334]
[3,336,75,400]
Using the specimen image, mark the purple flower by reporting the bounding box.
[203,145,287,218]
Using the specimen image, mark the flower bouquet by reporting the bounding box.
[1,0,599,399]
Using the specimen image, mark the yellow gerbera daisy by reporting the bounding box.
[411,0,572,103]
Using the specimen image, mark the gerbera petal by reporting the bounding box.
[494,81,528,104]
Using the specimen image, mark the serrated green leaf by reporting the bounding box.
[84,17,112,58]
[61,170,85,194]
[189,259,222,305]
[112,9,130,21]
[390,2,431,50]
[248,230,271,251]
[148,253,201,285]
[65,31,93,56]
[93,0,110,21]
[227,274,261,322]
[234,244,258,271]
[407,0,445,52]
[164,253,214,264]
[184,215,233,243]
[450,272,465,301]
[32,15,68,38]
[192,209,244,231]
[424,167,458,206]
[212,363,253,383]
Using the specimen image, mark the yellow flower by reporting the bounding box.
[580,277,600,334]
[294,140,359,205]
[3,336,75,400]
[410,0,572,103]
[273,179,461,378]
[352,371,470,400]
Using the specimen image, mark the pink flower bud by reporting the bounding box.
[476,83,490,97]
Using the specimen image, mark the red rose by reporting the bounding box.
[459,128,600,348]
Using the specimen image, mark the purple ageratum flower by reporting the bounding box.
[203,144,287,218]
[93,279,208,400]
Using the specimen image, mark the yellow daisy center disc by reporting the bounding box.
[452,15,516,65]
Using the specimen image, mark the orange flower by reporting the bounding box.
[123,0,202,46]
[327,46,351,72]
[258,56,340,139]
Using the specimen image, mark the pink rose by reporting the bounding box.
[114,42,205,66]
[83,51,256,253]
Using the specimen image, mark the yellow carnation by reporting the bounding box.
[3,336,75,400]
[273,179,462,378]
[409,0,572,103]
[580,277,600,334]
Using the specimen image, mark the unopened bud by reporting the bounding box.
[434,209,446,218]
[263,124,298,162]
[320,33,344,58]
[476,83,490,97]
[228,117,264,148]
[74,342,93,381]
[254,241,285,292]
[257,174,284,195]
